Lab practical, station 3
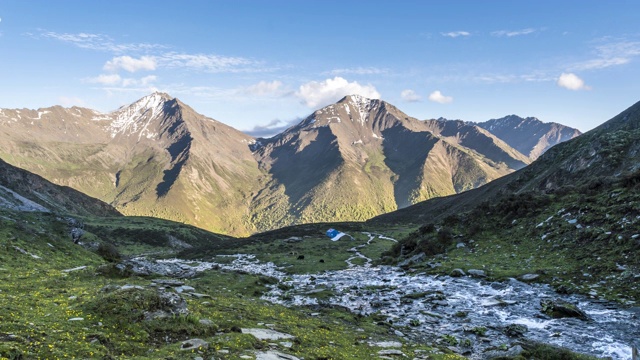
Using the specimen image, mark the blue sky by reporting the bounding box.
[1,1,639,135]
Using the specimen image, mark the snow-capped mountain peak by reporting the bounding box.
[109,92,173,138]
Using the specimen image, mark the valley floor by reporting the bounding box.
[1,211,636,359]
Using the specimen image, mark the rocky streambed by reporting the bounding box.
[132,233,638,359]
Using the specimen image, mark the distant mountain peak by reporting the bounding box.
[478,115,581,160]
[340,94,375,103]
[110,93,177,138]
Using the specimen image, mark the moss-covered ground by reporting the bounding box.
[0,211,463,359]
[385,175,640,305]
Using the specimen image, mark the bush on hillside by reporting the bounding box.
[96,242,121,262]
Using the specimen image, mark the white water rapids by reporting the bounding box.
[155,233,639,359]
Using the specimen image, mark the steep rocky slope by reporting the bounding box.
[0,93,260,234]
[0,158,119,216]
[375,100,640,304]
[477,115,581,160]
[251,95,530,230]
[0,93,577,235]
[372,100,639,226]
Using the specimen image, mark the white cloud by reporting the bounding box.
[296,77,380,108]
[244,118,301,138]
[86,74,122,85]
[428,90,453,104]
[328,67,388,75]
[104,55,156,73]
[37,31,268,73]
[491,28,536,37]
[557,72,591,90]
[39,31,165,53]
[140,75,157,85]
[245,80,283,96]
[122,75,157,87]
[571,39,640,71]
[474,72,554,84]
[157,52,261,73]
[441,31,470,38]
[401,89,421,102]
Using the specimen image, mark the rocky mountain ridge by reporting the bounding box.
[0,158,119,217]
[477,115,582,160]
[0,93,579,235]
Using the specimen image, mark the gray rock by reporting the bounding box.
[450,268,466,277]
[378,349,405,356]
[120,285,145,291]
[484,345,524,358]
[100,284,121,293]
[152,279,185,286]
[242,328,295,341]
[482,297,515,307]
[504,323,528,337]
[121,258,197,278]
[175,285,196,293]
[189,293,212,299]
[520,273,540,281]
[167,235,193,249]
[255,351,300,360]
[62,266,87,273]
[180,338,208,351]
[456,242,466,248]
[368,341,402,348]
[398,253,426,267]
[540,299,589,320]
[144,290,189,321]
[467,269,486,278]
[616,263,627,271]
[199,319,215,326]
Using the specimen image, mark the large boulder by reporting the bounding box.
[540,299,589,320]
[450,268,466,277]
[467,269,487,278]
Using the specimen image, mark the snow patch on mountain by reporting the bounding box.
[109,92,168,139]
[348,94,373,125]
[31,111,51,120]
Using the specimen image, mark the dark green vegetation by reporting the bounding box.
[83,216,235,256]
[383,177,640,303]
[2,98,638,359]
[0,210,464,359]
[181,222,413,274]
[379,100,640,304]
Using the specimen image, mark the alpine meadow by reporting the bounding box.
[1,1,639,359]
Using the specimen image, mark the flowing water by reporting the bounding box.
[158,233,639,359]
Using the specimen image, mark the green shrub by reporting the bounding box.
[96,242,121,262]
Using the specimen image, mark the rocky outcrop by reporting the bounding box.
[540,299,589,320]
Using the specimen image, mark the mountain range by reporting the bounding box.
[372,98,640,226]
[0,95,637,360]
[0,93,580,235]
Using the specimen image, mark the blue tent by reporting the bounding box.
[326,228,347,241]
[326,228,340,238]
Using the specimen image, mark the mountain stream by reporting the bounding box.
[157,233,638,359]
